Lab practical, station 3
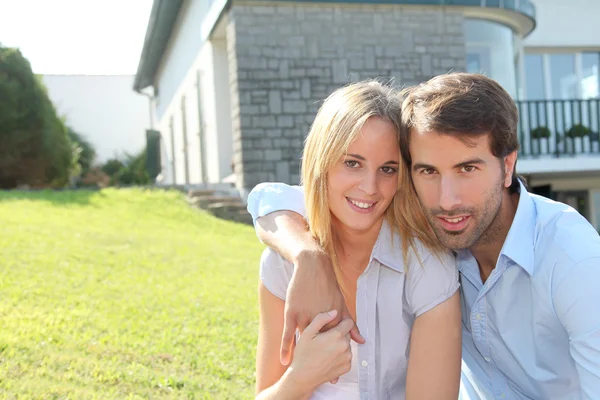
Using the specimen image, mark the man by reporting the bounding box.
[247,73,600,399]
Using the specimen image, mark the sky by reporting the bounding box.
[0,0,153,75]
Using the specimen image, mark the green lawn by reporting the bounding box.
[0,188,264,399]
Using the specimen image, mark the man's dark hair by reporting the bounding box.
[400,73,521,193]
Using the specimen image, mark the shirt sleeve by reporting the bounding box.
[553,256,600,399]
[246,182,306,224]
[405,248,459,317]
[259,247,294,301]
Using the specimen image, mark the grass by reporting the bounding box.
[0,188,265,399]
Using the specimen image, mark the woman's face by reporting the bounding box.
[327,117,400,235]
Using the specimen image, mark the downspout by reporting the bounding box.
[196,70,209,184]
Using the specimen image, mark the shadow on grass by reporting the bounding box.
[0,188,106,206]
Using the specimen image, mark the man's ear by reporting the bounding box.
[503,151,518,188]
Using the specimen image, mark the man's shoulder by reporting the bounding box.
[530,193,600,270]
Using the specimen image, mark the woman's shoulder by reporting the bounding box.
[259,247,294,301]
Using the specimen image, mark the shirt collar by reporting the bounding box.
[455,180,536,276]
[499,180,537,276]
[371,220,405,273]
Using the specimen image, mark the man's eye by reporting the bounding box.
[345,160,360,168]
[422,168,436,175]
[462,165,476,173]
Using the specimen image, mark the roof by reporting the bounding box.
[133,0,184,92]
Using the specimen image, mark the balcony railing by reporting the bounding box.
[516,99,600,158]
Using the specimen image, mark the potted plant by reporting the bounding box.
[530,126,551,155]
[565,124,592,153]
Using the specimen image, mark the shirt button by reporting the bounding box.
[484,357,491,362]
[499,394,506,399]
[475,313,482,320]
[361,360,368,367]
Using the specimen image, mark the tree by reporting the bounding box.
[0,45,75,188]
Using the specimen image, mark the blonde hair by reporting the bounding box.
[301,81,443,295]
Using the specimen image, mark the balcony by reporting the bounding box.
[516,99,600,175]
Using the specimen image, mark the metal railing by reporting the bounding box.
[516,99,600,158]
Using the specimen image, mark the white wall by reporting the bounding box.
[153,2,233,186]
[42,75,150,162]
[525,0,600,48]
[154,0,211,121]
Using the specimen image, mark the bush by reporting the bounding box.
[566,124,592,138]
[0,45,75,188]
[531,126,551,139]
[68,127,96,176]
[99,149,151,186]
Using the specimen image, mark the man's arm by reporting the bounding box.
[247,183,364,367]
[554,257,600,399]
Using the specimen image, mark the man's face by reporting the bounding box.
[409,130,515,251]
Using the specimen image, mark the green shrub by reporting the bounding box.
[68,127,96,176]
[0,45,75,188]
[100,149,150,186]
[566,124,592,138]
[531,126,551,139]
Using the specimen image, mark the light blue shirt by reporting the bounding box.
[247,181,600,400]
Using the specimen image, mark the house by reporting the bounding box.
[133,0,600,230]
[43,75,150,162]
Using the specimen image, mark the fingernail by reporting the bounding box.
[327,310,338,317]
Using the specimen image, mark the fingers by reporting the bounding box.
[280,310,298,366]
[327,317,355,337]
[341,305,365,344]
[303,310,339,337]
[349,325,365,344]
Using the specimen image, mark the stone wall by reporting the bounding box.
[226,2,467,196]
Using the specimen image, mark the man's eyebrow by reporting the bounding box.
[453,158,486,169]
[412,158,486,171]
[412,163,434,171]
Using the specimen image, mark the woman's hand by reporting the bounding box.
[287,310,355,390]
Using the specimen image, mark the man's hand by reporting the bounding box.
[254,210,365,367]
[281,247,365,366]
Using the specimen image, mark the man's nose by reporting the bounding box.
[439,176,461,211]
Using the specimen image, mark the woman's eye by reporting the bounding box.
[381,166,397,174]
[345,160,360,168]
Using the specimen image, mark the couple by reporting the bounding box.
[251,73,600,399]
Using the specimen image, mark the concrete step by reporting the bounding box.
[185,190,251,225]
[188,189,216,198]
[207,202,247,212]
[189,195,241,208]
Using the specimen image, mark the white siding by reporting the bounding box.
[153,2,233,186]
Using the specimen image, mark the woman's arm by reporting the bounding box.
[405,291,462,400]
[256,282,355,400]
[256,281,308,399]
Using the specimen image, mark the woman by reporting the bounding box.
[255,81,461,399]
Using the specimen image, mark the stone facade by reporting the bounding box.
[226,2,467,196]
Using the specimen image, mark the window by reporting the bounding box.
[549,54,577,99]
[466,53,482,73]
[582,53,600,99]
[525,54,545,100]
[524,51,600,100]
[464,19,517,98]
